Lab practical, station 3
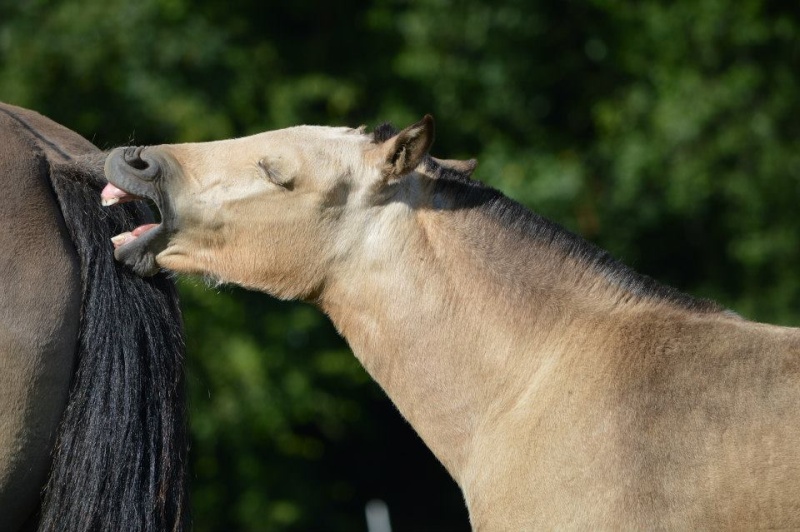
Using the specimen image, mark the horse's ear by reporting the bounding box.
[431,157,478,177]
[381,115,435,179]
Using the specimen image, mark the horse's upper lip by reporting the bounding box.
[100,182,145,207]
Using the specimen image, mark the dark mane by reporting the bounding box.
[434,172,722,313]
[372,121,721,313]
[372,122,399,143]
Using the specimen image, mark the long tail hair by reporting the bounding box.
[37,153,188,531]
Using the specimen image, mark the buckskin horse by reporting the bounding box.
[103,115,800,529]
[0,103,187,531]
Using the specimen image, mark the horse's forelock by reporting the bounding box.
[371,122,399,143]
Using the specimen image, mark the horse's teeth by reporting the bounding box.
[102,197,120,207]
[111,232,133,247]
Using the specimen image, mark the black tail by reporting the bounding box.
[37,153,188,531]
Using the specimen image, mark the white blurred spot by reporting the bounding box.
[365,499,392,532]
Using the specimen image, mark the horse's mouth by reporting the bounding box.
[102,147,174,276]
[100,183,158,247]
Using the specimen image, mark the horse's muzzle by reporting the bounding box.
[104,146,175,276]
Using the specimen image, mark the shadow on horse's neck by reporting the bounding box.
[319,170,724,482]
[392,172,720,313]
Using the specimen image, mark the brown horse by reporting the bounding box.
[104,116,800,530]
[0,103,188,531]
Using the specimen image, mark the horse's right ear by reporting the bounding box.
[380,115,435,180]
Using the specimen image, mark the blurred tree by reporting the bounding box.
[591,0,800,323]
[1,0,798,529]
[385,0,800,324]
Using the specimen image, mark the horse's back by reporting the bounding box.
[466,310,800,529]
[0,103,95,528]
[612,314,800,527]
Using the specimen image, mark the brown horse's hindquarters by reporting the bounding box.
[0,109,82,529]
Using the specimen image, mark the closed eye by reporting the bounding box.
[257,158,294,190]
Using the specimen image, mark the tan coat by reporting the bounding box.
[105,116,800,529]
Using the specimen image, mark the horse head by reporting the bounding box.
[103,116,443,299]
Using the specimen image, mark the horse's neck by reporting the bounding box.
[319,200,620,481]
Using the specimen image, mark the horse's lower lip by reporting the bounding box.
[111,223,161,250]
[112,220,169,276]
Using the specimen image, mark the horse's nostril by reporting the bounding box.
[120,146,159,180]
[129,158,149,171]
[123,146,149,170]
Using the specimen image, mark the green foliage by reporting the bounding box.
[180,282,376,530]
[591,1,800,322]
[2,0,799,529]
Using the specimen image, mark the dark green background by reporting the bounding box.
[2,0,798,529]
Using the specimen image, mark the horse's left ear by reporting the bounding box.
[381,115,435,179]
